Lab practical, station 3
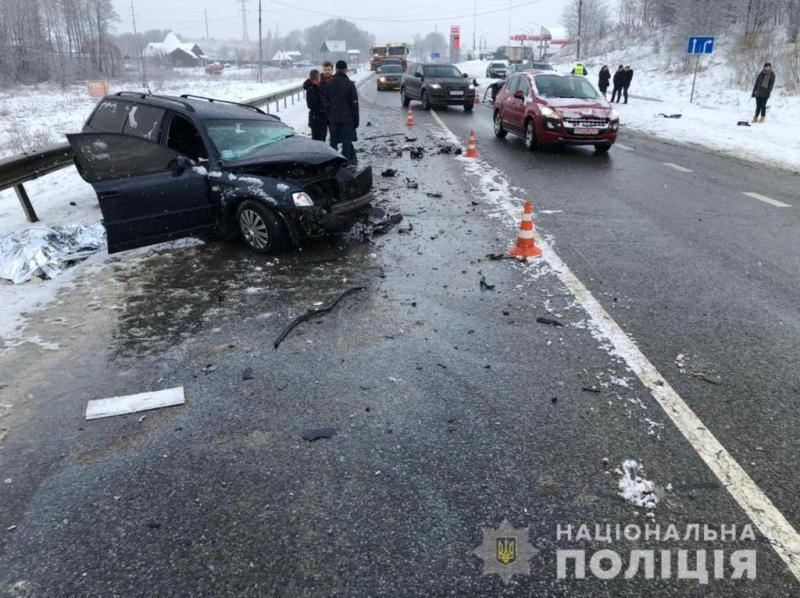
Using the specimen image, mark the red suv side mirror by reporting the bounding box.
[513,90,525,100]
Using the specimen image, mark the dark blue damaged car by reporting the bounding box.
[68,92,373,254]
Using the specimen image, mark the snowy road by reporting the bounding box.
[0,74,799,596]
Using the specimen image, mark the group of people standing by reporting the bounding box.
[302,60,360,163]
[598,65,634,103]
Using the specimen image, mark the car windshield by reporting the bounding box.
[531,63,554,70]
[424,65,462,78]
[490,63,507,68]
[205,119,294,160]
[388,47,406,56]
[534,75,600,99]
[373,46,386,54]
[379,65,403,74]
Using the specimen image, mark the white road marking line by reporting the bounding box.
[743,191,792,208]
[615,143,634,151]
[663,162,693,172]
[432,114,800,584]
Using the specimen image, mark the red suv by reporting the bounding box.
[493,71,619,153]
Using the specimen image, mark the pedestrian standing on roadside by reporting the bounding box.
[598,65,611,98]
[321,61,334,86]
[611,65,624,102]
[324,60,359,164]
[303,69,327,142]
[752,62,775,123]
[571,62,589,77]
[621,65,634,103]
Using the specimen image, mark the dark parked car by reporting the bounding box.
[486,62,510,78]
[493,72,619,153]
[377,63,403,90]
[69,92,373,254]
[401,63,476,111]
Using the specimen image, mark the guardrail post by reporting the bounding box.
[14,183,39,223]
[283,97,287,109]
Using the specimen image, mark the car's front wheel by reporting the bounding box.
[494,111,507,138]
[237,200,288,254]
[421,90,431,110]
[594,143,612,154]
[464,103,474,112]
[401,88,410,107]
[524,119,539,152]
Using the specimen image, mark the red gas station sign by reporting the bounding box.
[451,26,461,50]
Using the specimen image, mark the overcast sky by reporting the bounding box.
[112,0,569,49]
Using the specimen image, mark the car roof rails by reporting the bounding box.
[113,91,196,112]
[178,94,267,115]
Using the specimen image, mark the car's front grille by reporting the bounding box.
[446,86,466,94]
[564,118,608,128]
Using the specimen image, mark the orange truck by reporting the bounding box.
[370,43,409,71]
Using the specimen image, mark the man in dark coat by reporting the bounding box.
[611,65,625,103]
[323,60,359,163]
[752,62,775,123]
[621,65,634,103]
[598,65,611,98]
[303,69,327,141]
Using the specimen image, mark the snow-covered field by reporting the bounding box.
[459,49,800,172]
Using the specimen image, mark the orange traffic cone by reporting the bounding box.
[508,201,543,259]
[406,107,415,127]
[474,89,481,104]
[465,129,478,158]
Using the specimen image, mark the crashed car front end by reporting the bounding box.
[216,158,373,244]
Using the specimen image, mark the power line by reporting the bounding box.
[264,0,541,23]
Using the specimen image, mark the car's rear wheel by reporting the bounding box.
[524,119,539,151]
[421,90,431,110]
[494,111,507,138]
[594,143,612,154]
[464,103,474,112]
[401,88,410,107]
[237,200,288,254]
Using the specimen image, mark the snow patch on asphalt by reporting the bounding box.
[616,459,659,509]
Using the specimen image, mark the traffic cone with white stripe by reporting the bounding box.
[465,129,478,158]
[508,201,543,259]
[406,107,415,127]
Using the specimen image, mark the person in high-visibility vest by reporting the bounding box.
[571,63,589,77]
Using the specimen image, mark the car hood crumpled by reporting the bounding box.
[223,136,345,168]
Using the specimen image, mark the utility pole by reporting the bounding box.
[205,8,210,40]
[258,0,263,82]
[131,1,147,89]
[472,0,477,59]
[239,0,249,42]
[576,0,583,60]
[97,0,103,72]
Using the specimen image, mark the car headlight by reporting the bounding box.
[430,83,442,89]
[379,76,386,82]
[292,192,314,207]
[540,106,559,119]
[610,109,620,121]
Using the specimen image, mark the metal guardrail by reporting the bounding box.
[0,83,307,223]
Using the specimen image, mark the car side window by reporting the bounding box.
[88,100,131,133]
[123,104,165,141]
[518,77,531,97]
[70,134,180,183]
[505,77,519,92]
[166,114,209,162]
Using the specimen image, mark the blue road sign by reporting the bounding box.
[687,36,715,54]
[430,52,441,60]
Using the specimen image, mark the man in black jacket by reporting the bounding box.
[323,60,359,163]
[611,65,624,103]
[303,69,327,141]
[621,65,634,103]
[752,62,775,123]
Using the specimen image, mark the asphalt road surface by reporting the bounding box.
[1,74,798,596]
